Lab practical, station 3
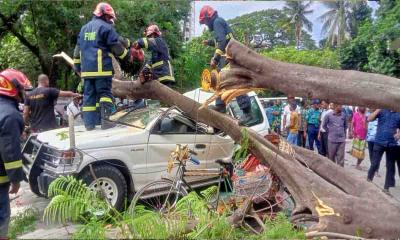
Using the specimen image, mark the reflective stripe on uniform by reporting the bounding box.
[158,76,175,81]
[82,106,97,112]
[226,33,234,39]
[98,49,102,73]
[81,48,113,77]
[0,176,9,184]
[118,48,128,60]
[4,160,22,170]
[143,38,148,49]
[99,97,113,103]
[81,71,113,77]
[151,61,164,68]
[145,64,151,69]
[158,60,175,82]
[73,59,81,64]
[215,49,224,56]
[96,103,100,108]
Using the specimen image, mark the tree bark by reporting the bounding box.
[217,39,400,111]
[59,51,400,238]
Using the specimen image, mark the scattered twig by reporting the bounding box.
[306,231,365,240]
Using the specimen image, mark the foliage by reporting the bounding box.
[228,9,316,50]
[123,205,183,239]
[262,47,341,69]
[283,1,313,49]
[45,176,304,239]
[339,0,400,77]
[347,0,372,38]
[7,207,38,239]
[0,34,41,85]
[188,214,235,239]
[318,1,350,47]
[318,1,371,47]
[234,128,250,163]
[173,34,213,92]
[0,0,190,88]
[254,213,305,239]
[44,176,109,224]
[72,217,106,240]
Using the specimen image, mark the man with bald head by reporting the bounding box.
[23,74,80,132]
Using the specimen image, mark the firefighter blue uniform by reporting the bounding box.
[204,14,234,71]
[137,37,175,85]
[0,96,24,237]
[205,13,251,117]
[74,16,129,130]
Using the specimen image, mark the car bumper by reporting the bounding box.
[37,172,57,196]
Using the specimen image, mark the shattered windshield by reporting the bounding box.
[110,108,162,129]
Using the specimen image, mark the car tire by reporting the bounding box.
[80,164,127,211]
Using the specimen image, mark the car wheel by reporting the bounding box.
[80,164,127,211]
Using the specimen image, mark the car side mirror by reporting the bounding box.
[205,126,214,134]
[159,118,174,134]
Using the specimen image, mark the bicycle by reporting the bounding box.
[129,144,231,215]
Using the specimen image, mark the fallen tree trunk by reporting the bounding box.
[112,79,400,238]
[58,52,400,238]
[218,39,400,111]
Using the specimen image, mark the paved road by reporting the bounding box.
[12,139,400,239]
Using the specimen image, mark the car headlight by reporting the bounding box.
[50,149,78,166]
[60,149,76,165]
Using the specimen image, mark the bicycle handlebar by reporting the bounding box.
[190,156,200,165]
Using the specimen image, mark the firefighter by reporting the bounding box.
[73,2,130,130]
[0,69,32,239]
[133,24,175,87]
[199,5,252,122]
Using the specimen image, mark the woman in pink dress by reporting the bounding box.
[351,107,367,170]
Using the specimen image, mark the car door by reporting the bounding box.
[146,111,212,182]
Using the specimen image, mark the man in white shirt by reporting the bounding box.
[282,95,301,135]
[318,100,332,157]
[66,97,83,126]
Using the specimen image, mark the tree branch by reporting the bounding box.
[219,39,400,111]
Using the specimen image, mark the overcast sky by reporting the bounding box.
[193,1,379,42]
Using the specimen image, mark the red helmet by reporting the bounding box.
[0,69,31,98]
[130,48,144,63]
[199,5,216,24]
[145,24,161,37]
[93,2,116,23]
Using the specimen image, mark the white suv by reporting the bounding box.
[22,89,269,210]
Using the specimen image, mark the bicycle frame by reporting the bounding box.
[168,155,225,211]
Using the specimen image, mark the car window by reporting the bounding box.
[229,96,263,127]
[153,112,210,134]
[110,108,161,129]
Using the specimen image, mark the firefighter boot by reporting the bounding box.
[100,102,116,130]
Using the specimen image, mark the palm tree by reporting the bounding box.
[318,1,354,47]
[284,1,313,49]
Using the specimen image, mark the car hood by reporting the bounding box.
[36,125,145,150]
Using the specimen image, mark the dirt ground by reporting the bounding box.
[13,139,400,239]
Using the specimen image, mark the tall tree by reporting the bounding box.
[283,1,313,49]
[318,1,349,47]
[228,9,316,50]
[339,0,400,77]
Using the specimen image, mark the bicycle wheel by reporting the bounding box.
[129,179,188,215]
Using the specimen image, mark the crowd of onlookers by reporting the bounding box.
[263,96,400,194]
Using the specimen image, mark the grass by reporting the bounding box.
[8,207,39,239]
